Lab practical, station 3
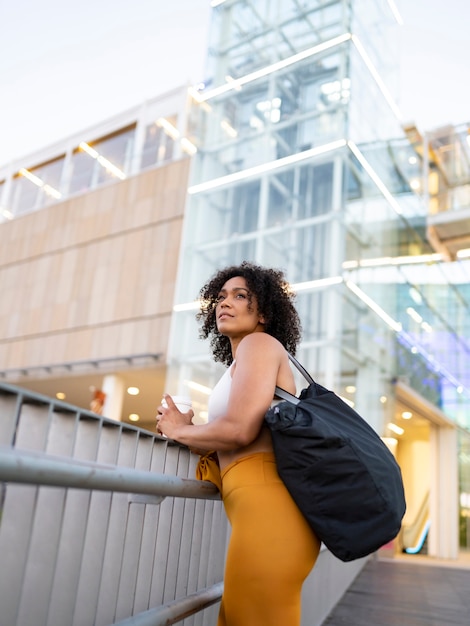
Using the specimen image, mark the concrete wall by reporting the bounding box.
[0,157,190,371]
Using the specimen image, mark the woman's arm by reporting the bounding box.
[156,333,286,450]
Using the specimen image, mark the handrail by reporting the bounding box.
[111,582,224,626]
[0,384,225,626]
[0,446,220,501]
[402,491,429,549]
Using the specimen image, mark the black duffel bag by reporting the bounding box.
[265,354,406,562]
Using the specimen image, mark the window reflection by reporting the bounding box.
[11,156,64,216]
[140,116,177,169]
[69,125,135,194]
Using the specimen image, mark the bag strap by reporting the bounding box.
[274,353,315,406]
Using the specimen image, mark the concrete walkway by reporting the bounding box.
[322,553,470,625]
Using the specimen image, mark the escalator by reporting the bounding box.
[401,491,430,555]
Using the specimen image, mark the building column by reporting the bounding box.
[429,424,459,559]
[102,375,125,422]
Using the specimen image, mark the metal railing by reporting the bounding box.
[0,383,228,626]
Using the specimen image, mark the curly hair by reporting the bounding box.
[196,261,301,365]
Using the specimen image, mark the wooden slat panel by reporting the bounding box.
[43,417,100,626]
[58,421,121,626]
[0,392,20,446]
[151,444,180,606]
[0,402,57,625]
[114,434,156,621]
[14,402,53,451]
[0,483,39,626]
[93,428,140,625]
[131,438,168,614]
[0,391,228,626]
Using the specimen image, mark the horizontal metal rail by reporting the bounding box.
[0,446,220,501]
[111,582,224,626]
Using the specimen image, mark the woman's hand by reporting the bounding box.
[156,393,194,439]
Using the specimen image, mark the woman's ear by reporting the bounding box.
[259,315,266,324]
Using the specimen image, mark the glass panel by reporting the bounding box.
[298,162,333,219]
[195,47,345,186]
[69,150,95,194]
[140,117,177,169]
[69,125,135,194]
[10,156,65,216]
[11,174,40,215]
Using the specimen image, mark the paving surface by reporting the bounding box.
[322,556,470,625]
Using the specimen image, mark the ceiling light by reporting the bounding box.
[129,414,140,422]
[199,33,352,102]
[180,137,197,155]
[385,0,404,25]
[188,139,347,195]
[224,75,242,91]
[345,385,356,393]
[292,275,343,292]
[409,287,423,304]
[127,387,140,395]
[221,119,238,137]
[380,396,387,404]
[402,411,412,419]
[348,141,403,214]
[156,117,180,140]
[56,392,66,400]
[18,167,62,199]
[173,300,200,312]
[186,381,212,395]
[406,307,423,323]
[345,281,402,332]
[387,422,404,435]
[78,142,125,180]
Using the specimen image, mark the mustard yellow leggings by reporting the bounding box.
[217,452,320,626]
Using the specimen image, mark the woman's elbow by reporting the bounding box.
[231,426,259,448]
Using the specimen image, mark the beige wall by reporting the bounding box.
[0,158,191,372]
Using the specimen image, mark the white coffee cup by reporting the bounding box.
[159,395,192,438]
[162,395,192,413]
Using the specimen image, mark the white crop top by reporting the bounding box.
[207,361,282,422]
[207,363,234,422]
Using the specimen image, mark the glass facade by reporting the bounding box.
[167,2,470,554]
[169,0,408,429]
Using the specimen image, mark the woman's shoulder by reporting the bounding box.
[238,332,286,356]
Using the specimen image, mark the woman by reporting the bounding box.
[156,262,320,626]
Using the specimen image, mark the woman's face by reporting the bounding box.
[215,276,265,339]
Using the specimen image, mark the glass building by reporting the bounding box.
[167,0,470,558]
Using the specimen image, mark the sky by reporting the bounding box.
[0,0,469,168]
